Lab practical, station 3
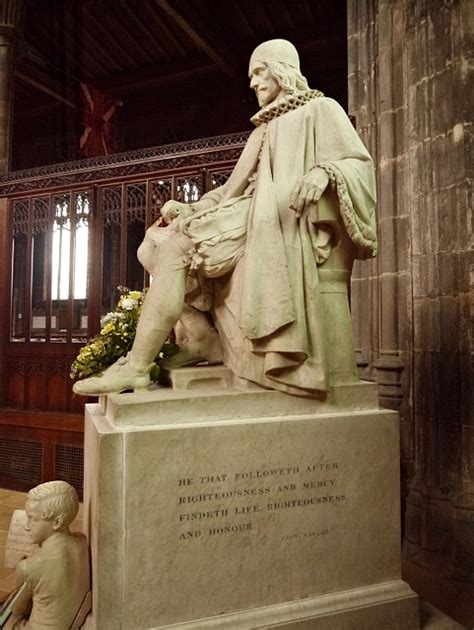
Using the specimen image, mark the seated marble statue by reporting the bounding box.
[73,38,377,398]
[4,481,90,630]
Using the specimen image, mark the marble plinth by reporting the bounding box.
[83,375,419,629]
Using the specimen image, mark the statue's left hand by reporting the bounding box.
[289,167,329,218]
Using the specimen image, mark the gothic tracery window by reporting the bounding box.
[11,192,90,342]
[9,168,231,342]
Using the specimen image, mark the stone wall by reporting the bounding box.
[348,0,473,579]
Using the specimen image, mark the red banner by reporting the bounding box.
[79,83,119,157]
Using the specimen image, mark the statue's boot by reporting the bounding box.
[74,235,191,396]
[161,328,224,368]
[73,354,154,396]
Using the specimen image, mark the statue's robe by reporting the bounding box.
[186,94,377,396]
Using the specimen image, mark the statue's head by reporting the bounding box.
[25,480,79,544]
[249,39,309,106]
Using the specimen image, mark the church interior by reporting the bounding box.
[0,0,472,627]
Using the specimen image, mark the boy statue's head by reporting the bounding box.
[25,481,79,545]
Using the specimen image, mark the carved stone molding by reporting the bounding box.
[373,353,404,410]
[0,0,24,29]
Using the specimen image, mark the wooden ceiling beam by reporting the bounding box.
[83,3,136,68]
[103,7,155,66]
[152,0,239,79]
[15,71,76,109]
[231,4,256,40]
[141,0,187,57]
[91,29,347,93]
[14,101,62,118]
[114,63,217,94]
[79,28,122,77]
[119,0,169,60]
[60,14,108,77]
[94,52,218,93]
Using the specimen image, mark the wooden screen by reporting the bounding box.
[0,132,241,492]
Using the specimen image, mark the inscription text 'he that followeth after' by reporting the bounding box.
[176,463,347,541]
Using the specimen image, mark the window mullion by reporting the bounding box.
[25,197,33,341]
[67,191,75,343]
[120,183,127,286]
[45,194,53,343]
[87,186,101,338]
[144,179,152,287]
[171,175,177,200]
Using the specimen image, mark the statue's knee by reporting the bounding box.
[137,239,155,274]
[138,228,189,275]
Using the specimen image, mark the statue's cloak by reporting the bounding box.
[188,96,377,396]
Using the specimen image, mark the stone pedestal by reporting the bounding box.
[83,375,419,629]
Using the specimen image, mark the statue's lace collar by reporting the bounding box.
[250,89,324,126]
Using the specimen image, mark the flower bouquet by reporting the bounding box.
[70,286,177,382]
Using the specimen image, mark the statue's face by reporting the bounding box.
[25,499,56,545]
[249,61,285,107]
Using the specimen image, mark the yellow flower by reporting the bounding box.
[89,340,104,353]
[129,290,142,301]
[100,322,114,335]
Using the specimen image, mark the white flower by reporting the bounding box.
[100,312,114,326]
[121,297,138,311]
[100,311,125,326]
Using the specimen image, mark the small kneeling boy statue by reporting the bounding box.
[3,481,90,630]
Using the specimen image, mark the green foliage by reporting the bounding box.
[70,286,178,381]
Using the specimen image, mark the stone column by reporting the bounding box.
[348,0,474,582]
[348,0,412,463]
[0,2,24,405]
[369,0,408,418]
[401,0,474,581]
[0,197,10,404]
[348,1,380,387]
[0,0,24,173]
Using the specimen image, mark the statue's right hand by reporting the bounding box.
[161,200,191,224]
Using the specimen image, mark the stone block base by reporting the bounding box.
[83,378,419,630]
[140,581,417,629]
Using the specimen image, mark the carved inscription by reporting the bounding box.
[4,510,38,569]
[176,463,347,541]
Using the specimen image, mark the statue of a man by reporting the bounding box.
[4,481,90,630]
[74,39,377,398]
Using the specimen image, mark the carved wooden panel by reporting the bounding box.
[150,179,172,223]
[0,130,243,497]
[0,132,249,195]
[6,358,25,408]
[0,411,84,495]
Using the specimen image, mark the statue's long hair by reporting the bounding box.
[266,60,310,93]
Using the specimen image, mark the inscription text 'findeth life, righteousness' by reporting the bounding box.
[176,462,347,541]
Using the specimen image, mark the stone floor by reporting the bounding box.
[419,601,468,629]
[0,488,469,629]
